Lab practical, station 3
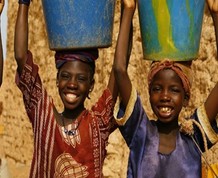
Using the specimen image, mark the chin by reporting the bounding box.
[158,117,174,123]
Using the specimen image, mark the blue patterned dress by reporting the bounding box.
[115,88,218,178]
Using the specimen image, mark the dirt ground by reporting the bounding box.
[0,1,218,178]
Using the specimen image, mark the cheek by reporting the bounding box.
[57,80,67,91]
[173,95,185,106]
[149,93,158,102]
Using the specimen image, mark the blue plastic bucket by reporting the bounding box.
[41,0,116,50]
[138,0,205,61]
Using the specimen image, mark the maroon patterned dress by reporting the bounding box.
[15,51,117,178]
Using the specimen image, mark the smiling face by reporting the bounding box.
[149,69,189,124]
[56,60,94,113]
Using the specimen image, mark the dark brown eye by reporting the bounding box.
[60,72,70,80]
[77,76,87,82]
[170,86,181,93]
[151,85,161,92]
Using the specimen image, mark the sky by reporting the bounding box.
[1,0,8,59]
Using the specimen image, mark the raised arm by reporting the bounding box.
[0,0,4,87]
[113,0,135,107]
[14,0,30,75]
[207,0,218,57]
[204,0,218,123]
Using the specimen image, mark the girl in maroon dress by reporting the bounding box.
[14,0,122,177]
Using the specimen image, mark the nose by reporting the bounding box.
[67,77,78,89]
[160,90,171,102]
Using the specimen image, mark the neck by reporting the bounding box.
[157,119,179,134]
[62,106,85,120]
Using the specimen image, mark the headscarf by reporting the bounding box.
[147,60,193,96]
[55,48,99,71]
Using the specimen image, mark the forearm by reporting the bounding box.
[14,4,29,74]
[113,6,135,107]
[210,12,218,58]
[204,83,218,123]
[114,8,134,72]
[0,30,3,87]
[0,0,4,86]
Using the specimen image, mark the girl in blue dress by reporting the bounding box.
[114,0,218,177]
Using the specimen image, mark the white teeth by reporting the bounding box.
[66,94,76,101]
[160,107,171,113]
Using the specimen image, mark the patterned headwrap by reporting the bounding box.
[148,60,193,96]
[55,48,99,71]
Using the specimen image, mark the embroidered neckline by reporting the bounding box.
[60,111,85,136]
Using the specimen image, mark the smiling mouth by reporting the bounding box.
[65,93,77,102]
[159,107,172,114]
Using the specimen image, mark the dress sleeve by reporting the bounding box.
[15,51,43,118]
[114,88,137,126]
[91,88,116,132]
[196,104,218,145]
[114,87,149,146]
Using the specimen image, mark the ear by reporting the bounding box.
[56,80,59,87]
[183,93,190,107]
[87,79,95,99]
[89,79,95,92]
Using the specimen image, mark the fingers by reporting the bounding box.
[18,0,31,6]
[123,0,136,9]
[207,0,218,13]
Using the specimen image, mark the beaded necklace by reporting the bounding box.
[61,113,83,136]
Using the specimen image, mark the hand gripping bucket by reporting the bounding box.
[41,0,116,50]
[138,0,205,61]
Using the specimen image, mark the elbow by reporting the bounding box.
[113,64,127,80]
[14,54,24,63]
[14,50,28,73]
[14,48,28,64]
[113,63,126,73]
